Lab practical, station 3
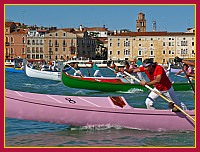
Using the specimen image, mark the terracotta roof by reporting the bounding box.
[85,27,108,31]
[5,22,16,27]
[11,29,28,34]
[110,31,194,37]
[37,29,47,32]
[61,28,74,32]
[96,37,108,44]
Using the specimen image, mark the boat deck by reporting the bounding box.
[6,89,132,110]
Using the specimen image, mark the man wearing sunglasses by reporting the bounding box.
[130,58,187,111]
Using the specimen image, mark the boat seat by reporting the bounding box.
[109,96,126,108]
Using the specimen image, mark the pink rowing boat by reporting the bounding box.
[5,89,195,131]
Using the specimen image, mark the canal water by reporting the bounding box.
[5,69,195,147]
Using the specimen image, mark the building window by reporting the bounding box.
[55,48,58,52]
[55,40,59,47]
[27,54,31,59]
[192,42,194,46]
[63,40,66,46]
[150,44,153,46]
[181,49,188,54]
[117,43,120,47]
[192,50,195,54]
[22,48,25,54]
[27,47,31,53]
[40,40,43,45]
[163,59,165,63]
[10,48,14,54]
[181,41,187,46]
[63,33,66,36]
[163,42,165,46]
[124,41,130,47]
[36,54,39,59]
[110,43,112,47]
[36,47,39,53]
[32,47,35,53]
[40,47,43,53]
[22,37,25,44]
[63,48,66,52]
[55,33,58,37]
[11,37,14,43]
[139,44,142,47]
[117,51,120,55]
[150,50,154,56]
[32,40,35,45]
[124,49,130,55]
[138,50,142,56]
[110,51,112,55]
[163,50,166,54]
[32,54,35,59]
[168,50,171,54]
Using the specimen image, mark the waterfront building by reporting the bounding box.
[44,29,77,61]
[5,22,28,59]
[107,30,195,64]
[26,29,46,62]
[75,30,97,60]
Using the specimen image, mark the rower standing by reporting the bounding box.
[132,58,187,111]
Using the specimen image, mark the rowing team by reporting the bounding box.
[111,56,195,112]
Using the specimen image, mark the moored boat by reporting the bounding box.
[5,89,195,131]
[25,64,61,81]
[62,71,194,92]
[5,67,24,73]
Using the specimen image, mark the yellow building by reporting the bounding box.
[44,29,77,61]
[107,31,195,64]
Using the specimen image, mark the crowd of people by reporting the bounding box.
[27,61,59,72]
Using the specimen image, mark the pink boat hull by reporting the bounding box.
[5,89,195,131]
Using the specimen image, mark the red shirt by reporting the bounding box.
[139,65,172,91]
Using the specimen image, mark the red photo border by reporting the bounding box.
[1,0,198,151]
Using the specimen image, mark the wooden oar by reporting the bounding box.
[123,71,195,122]
[107,66,132,83]
[178,62,195,93]
[66,63,84,77]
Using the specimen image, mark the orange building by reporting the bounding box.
[5,22,28,59]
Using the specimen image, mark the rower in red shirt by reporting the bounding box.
[131,58,187,111]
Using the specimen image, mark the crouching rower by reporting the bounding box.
[129,58,187,111]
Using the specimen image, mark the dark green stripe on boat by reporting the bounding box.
[62,71,194,92]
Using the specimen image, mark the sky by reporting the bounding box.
[5,5,195,32]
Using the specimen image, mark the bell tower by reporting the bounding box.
[136,12,146,32]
